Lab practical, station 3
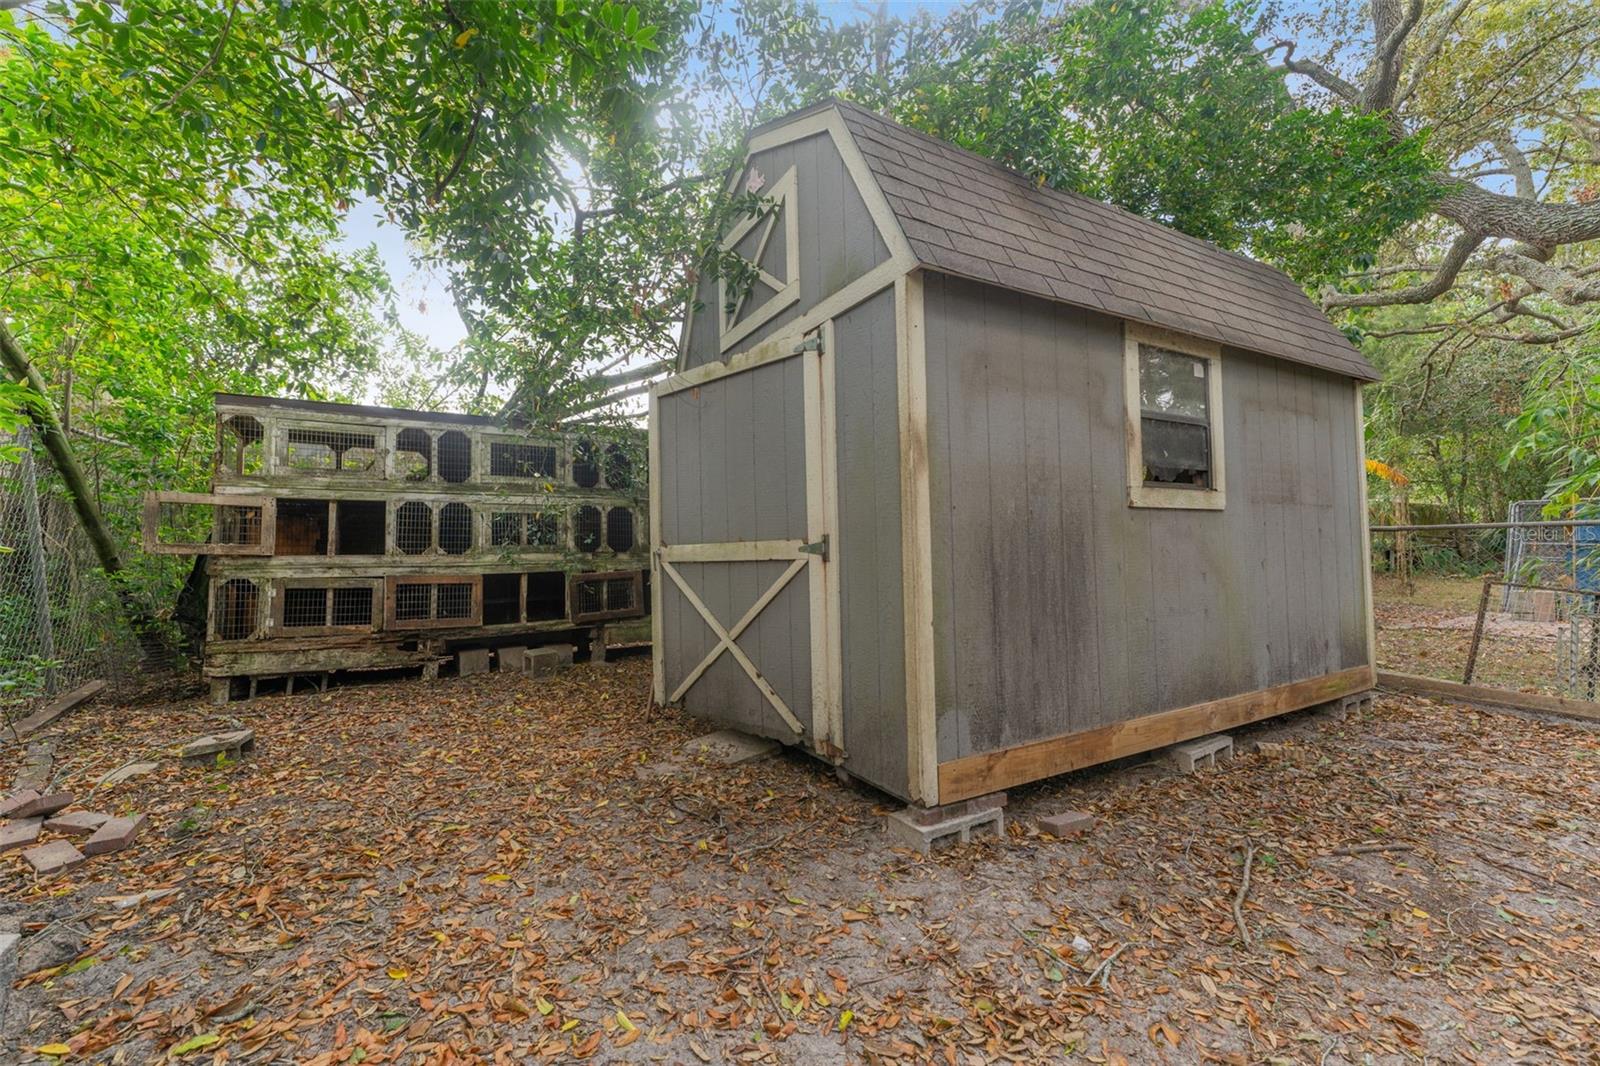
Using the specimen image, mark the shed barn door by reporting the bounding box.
[651,338,842,753]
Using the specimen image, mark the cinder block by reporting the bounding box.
[0,819,42,852]
[497,646,528,672]
[457,648,492,676]
[98,761,159,786]
[885,793,1007,855]
[181,729,255,764]
[44,811,110,838]
[23,839,86,876]
[1340,691,1374,716]
[898,791,1007,828]
[1169,734,1234,773]
[83,814,147,856]
[525,644,574,677]
[1038,810,1095,839]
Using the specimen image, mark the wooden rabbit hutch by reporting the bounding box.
[146,394,649,702]
[651,100,1376,808]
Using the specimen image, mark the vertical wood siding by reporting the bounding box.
[923,274,1368,760]
[831,288,909,797]
[682,133,892,370]
[656,360,814,738]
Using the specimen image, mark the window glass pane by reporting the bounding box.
[1142,418,1210,486]
[1139,345,1208,421]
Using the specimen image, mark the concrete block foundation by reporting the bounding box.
[1169,734,1234,773]
[885,792,1007,855]
[525,645,575,677]
[457,649,492,676]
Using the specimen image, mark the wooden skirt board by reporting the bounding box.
[937,665,1374,803]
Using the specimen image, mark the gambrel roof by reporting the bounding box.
[795,100,1378,382]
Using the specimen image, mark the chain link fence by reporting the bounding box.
[1371,504,1600,702]
[1,429,134,719]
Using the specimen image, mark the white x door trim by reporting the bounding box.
[660,551,809,734]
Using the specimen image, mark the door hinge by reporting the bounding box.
[791,334,824,355]
[798,534,829,560]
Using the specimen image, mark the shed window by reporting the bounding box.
[603,444,633,490]
[606,508,635,553]
[1125,326,1225,511]
[332,586,374,627]
[1139,346,1210,487]
[484,573,522,626]
[526,572,566,621]
[388,578,479,627]
[335,500,386,555]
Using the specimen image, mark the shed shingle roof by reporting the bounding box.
[824,101,1377,382]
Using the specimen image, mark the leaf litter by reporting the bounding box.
[1,660,1596,1063]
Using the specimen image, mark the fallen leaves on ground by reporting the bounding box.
[1,656,1596,1063]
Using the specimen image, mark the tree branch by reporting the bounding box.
[1490,136,1538,200]
[1433,176,1600,246]
[1395,0,1477,108]
[1264,41,1361,104]
[157,0,240,112]
[1362,0,1424,112]
[1488,253,1600,305]
[1322,230,1483,309]
[431,105,483,204]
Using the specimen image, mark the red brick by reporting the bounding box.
[23,839,85,876]
[11,792,73,819]
[44,811,110,838]
[0,819,42,852]
[0,790,40,818]
[1037,811,1096,839]
[83,814,147,856]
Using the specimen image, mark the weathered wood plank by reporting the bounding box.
[1376,671,1600,723]
[938,666,1374,803]
[6,681,107,741]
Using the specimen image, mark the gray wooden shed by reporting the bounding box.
[649,100,1377,808]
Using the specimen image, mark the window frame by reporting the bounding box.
[1124,323,1226,511]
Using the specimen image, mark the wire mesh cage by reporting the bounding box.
[0,430,135,716]
[283,425,380,472]
[1371,512,1600,703]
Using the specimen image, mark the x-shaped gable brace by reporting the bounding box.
[718,166,800,353]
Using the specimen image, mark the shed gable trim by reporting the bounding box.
[677,106,917,373]
[718,166,801,352]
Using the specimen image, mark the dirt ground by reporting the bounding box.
[3,657,1598,1064]
[1374,573,1579,695]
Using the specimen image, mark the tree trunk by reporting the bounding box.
[0,319,170,663]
